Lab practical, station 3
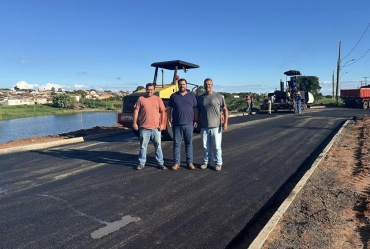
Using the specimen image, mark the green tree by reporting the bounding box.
[74,90,87,99]
[196,86,205,95]
[134,86,145,93]
[298,76,322,99]
[52,94,77,109]
[218,92,233,101]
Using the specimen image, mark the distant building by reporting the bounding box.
[34,96,48,104]
[98,93,112,100]
[72,94,81,102]
[3,98,34,106]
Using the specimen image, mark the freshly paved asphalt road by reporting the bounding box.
[0,107,368,249]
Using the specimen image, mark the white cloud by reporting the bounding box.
[40,83,64,91]
[14,81,39,90]
[20,59,35,64]
[214,84,278,94]
[71,84,89,90]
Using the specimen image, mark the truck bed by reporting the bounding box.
[341,87,370,98]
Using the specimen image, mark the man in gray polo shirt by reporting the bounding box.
[197,78,229,171]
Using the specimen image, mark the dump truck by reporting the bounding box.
[260,70,314,113]
[340,85,370,109]
[116,60,200,140]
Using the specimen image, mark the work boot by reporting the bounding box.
[187,163,195,170]
[215,165,222,171]
[172,164,180,170]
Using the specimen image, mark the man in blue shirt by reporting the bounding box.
[167,78,198,170]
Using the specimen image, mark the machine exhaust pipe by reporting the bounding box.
[161,70,164,88]
[280,79,284,92]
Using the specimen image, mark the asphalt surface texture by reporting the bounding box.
[0,107,368,249]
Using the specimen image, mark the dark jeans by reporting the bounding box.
[172,124,194,164]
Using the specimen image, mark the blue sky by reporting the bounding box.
[1,0,369,96]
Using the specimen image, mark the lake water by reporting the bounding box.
[0,112,118,144]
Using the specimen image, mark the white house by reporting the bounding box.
[72,94,81,102]
[34,96,48,104]
[3,98,34,106]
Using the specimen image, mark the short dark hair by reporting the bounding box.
[178,78,187,84]
[146,83,156,89]
[204,78,212,84]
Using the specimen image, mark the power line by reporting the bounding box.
[342,22,370,60]
[364,76,369,85]
[344,46,370,67]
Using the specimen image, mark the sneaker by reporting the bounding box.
[158,165,167,170]
[136,164,145,170]
[200,163,209,169]
[215,165,222,171]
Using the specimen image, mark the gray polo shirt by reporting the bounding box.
[197,92,226,128]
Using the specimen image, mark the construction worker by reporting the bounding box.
[267,94,275,114]
[286,91,291,103]
[296,92,302,114]
[245,93,251,115]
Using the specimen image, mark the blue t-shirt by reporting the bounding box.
[168,91,197,126]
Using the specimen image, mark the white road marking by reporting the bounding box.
[36,194,140,239]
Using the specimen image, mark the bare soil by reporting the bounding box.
[0,124,129,149]
[262,116,370,249]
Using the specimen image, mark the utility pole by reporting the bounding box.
[363,77,369,86]
[335,41,341,106]
[360,81,364,87]
[332,71,335,99]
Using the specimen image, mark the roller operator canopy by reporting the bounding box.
[284,70,301,76]
[151,60,199,70]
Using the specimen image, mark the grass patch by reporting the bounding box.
[313,97,344,106]
[0,104,120,120]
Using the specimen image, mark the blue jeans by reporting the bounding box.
[172,124,194,164]
[138,128,164,166]
[297,102,301,114]
[246,102,251,114]
[200,127,223,165]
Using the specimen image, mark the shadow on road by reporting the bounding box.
[35,149,171,170]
